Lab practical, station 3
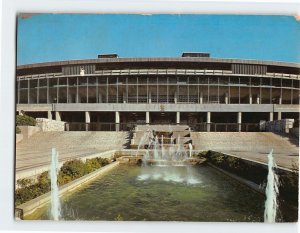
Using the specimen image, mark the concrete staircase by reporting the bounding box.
[16,131,130,172]
[131,125,192,149]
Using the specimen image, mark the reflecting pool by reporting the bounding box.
[26,165,271,221]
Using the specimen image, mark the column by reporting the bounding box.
[249,94,252,104]
[146,112,150,124]
[237,112,242,132]
[278,112,282,120]
[176,112,180,124]
[174,92,177,104]
[48,111,52,120]
[256,95,260,104]
[123,92,126,103]
[149,92,152,104]
[269,112,274,122]
[55,112,61,121]
[85,111,90,131]
[225,93,228,104]
[279,96,282,104]
[115,111,120,131]
[200,92,203,104]
[207,112,211,132]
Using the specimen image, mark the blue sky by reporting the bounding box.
[17,14,300,65]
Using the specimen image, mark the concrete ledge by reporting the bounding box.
[208,162,264,194]
[17,161,120,218]
[210,150,294,173]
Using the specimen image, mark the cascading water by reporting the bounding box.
[50,148,61,221]
[161,135,164,159]
[188,143,193,158]
[264,149,279,223]
[136,129,151,157]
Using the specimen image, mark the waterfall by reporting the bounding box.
[161,135,164,159]
[264,149,279,223]
[188,143,193,158]
[50,148,61,221]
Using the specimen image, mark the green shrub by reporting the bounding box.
[15,157,110,205]
[16,115,36,126]
[17,178,33,188]
[16,126,21,134]
[60,159,86,179]
[85,158,101,173]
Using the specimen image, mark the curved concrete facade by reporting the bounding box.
[16,55,300,131]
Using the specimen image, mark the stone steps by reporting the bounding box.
[16,131,130,172]
[191,132,298,154]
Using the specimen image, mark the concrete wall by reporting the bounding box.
[36,118,65,131]
[17,103,300,113]
[264,119,295,133]
[18,126,41,140]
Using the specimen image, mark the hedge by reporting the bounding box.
[15,157,110,206]
[16,115,36,126]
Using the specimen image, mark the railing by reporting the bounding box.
[191,123,259,132]
[65,122,135,131]
[65,122,260,132]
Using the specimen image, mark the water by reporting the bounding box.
[50,148,61,220]
[264,149,279,223]
[188,143,193,158]
[26,165,265,221]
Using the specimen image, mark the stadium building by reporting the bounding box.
[16,53,300,131]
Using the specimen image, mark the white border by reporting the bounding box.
[0,0,299,233]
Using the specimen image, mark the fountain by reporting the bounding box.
[264,149,279,223]
[50,148,61,221]
[188,143,193,158]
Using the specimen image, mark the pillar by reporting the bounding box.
[249,94,252,104]
[115,111,120,131]
[174,92,177,104]
[176,112,180,124]
[149,92,152,104]
[55,112,61,121]
[85,111,90,131]
[225,93,228,104]
[207,112,211,132]
[146,112,150,124]
[278,112,282,120]
[269,112,274,122]
[200,92,203,104]
[279,97,282,104]
[123,92,126,103]
[237,112,242,132]
[256,95,260,104]
[48,111,52,120]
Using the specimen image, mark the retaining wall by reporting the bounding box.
[36,118,65,131]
